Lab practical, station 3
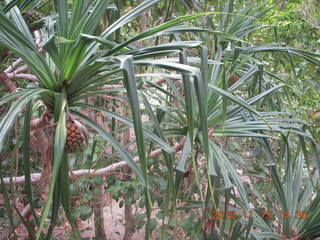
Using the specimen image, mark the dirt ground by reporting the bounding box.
[80,200,146,240]
[6,199,145,240]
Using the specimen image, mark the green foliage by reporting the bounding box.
[264,2,318,47]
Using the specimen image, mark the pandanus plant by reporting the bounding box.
[0,0,240,238]
[129,1,320,239]
[165,2,320,239]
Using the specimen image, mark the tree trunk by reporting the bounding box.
[123,167,134,240]
[0,68,16,92]
[93,97,107,239]
[121,122,135,240]
[93,180,107,239]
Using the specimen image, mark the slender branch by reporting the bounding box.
[14,65,29,74]
[3,173,42,185]
[4,58,23,74]
[7,73,38,81]
[2,138,186,185]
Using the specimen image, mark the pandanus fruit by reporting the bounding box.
[65,114,89,153]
